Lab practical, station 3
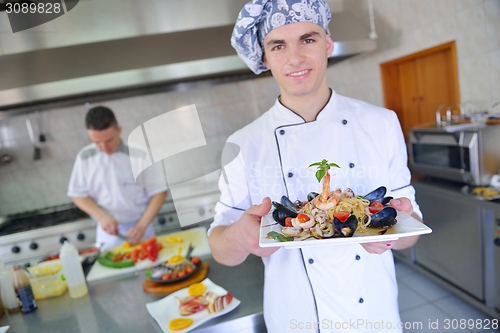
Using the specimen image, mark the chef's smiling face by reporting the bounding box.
[86,125,122,155]
[262,21,334,100]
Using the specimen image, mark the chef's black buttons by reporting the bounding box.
[349,163,355,168]
[342,119,348,125]
[355,255,361,260]
[279,129,285,135]
[308,258,314,264]
[359,298,364,303]
[11,245,20,254]
[288,172,293,178]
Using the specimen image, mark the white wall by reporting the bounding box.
[1,0,498,215]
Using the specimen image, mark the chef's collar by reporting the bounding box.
[115,140,128,155]
[273,89,338,124]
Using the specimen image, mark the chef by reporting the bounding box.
[68,106,167,251]
[208,1,424,332]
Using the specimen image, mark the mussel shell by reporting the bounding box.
[272,202,298,226]
[307,192,319,202]
[333,215,358,238]
[367,196,393,206]
[363,186,387,203]
[367,207,398,228]
[280,196,300,211]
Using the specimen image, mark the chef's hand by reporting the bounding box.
[360,197,415,254]
[126,225,146,246]
[100,215,119,235]
[235,197,280,258]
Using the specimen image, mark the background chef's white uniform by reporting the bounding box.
[209,90,422,333]
[68,142,167,250]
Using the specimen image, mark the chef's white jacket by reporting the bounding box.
[68,142,167,249]
[208,90,422,333]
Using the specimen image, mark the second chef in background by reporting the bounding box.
[67,106,168,250]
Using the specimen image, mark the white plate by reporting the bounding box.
[146,278,240,333]
[259,211,432,248]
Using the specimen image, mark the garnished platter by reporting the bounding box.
[260,210,432,248]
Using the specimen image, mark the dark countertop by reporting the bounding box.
[0,254,266,333]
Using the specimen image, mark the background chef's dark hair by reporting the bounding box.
[85,106,118,130]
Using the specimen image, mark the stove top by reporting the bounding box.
[0,204,90,236]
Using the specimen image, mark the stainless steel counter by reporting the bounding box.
[0,255,266,333]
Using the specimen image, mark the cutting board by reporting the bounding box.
[142,262,209,294]
[86,226,211,283]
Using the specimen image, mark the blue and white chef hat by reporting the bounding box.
[231,0,331,75]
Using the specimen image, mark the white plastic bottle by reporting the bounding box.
[59,241,88,299]
[0,260,20,312]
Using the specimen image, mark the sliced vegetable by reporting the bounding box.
[98,252,135,268]
[146,241,159,261]
[267,231,293,242]
[369,201,384,214]
[333,211,350,222]
[297,214,310,223]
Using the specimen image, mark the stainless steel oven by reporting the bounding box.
[409,124,500,186]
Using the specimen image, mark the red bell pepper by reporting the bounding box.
[146,241,159,261]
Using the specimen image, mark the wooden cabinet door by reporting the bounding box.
[381,42,460,140]
[415,48,458,125]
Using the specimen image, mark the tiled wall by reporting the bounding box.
[0,79,280,215]
[1,0,499,215]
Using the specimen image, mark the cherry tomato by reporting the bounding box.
[369,201,384,214]
[139,252,147,260]
[285,217,293,227]
[185,266,193,274]
[172,270,179,279]
[191,257,200,265]
[125,252,131,259]
[333,211,350,222]
[178,271,186,277]
[297,214,310,223]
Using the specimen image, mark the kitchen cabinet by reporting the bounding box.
[413,181,484,300]
[381,41,460,139]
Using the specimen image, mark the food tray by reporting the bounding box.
[259,211,432,248]
[461,185,500,201]
[146,278,240,333]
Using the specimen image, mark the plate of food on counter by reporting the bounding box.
[146,245,202,284]
[146,278,239,333]
[259,160,432,248]
[461,185,500,201]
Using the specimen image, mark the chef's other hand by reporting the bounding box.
[389,197,413,215]
[236,197,279,258]
[361,197,417,254]
[126,225,146,245]
[100,216,118,235]
[360,239,400,254]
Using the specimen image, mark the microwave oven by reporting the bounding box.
[409,125,500,186]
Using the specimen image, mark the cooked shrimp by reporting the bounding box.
[312,172,339,210]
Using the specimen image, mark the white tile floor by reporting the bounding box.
[395,259,500,333]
